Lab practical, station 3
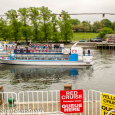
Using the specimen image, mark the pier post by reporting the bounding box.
[64,85,72,90]
[113,43,114,49]
[0,86,4,105]
[95,43,97,49]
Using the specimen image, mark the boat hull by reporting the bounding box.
[0,59,93,66]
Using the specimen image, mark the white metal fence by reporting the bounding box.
[0,89,114,115]
[88,90,101,115]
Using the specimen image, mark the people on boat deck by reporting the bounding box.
[88,48,90,56]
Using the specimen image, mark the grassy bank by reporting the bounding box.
[73,32,99,41]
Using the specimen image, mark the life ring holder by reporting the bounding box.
[72,49,77,53]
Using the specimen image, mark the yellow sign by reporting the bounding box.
[101,93,115,115]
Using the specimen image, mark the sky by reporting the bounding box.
[0,0,115,23]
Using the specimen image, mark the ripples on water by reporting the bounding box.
[0,48,115,94]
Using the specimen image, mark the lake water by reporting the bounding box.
[0,48,115,95]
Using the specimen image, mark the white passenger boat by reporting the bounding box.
[0,43,94,66]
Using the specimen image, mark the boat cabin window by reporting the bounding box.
[10,54,69,61]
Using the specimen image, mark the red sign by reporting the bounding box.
[60,90,83,113]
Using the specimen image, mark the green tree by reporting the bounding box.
[112,21,115,31]
[0,18,10,41]
[29,7,42,42]
[59,10,73,43]
[51,14,60,42]
[76,23,88,32]
[71,19,80,25]
[5,9,22,43]
[39,6,52,42]
[72,25,80,32]
[100,19,112,28]
[98,27,114,38]
[92,21,102,32]
[18,8,30,44]
[81,21,92,32]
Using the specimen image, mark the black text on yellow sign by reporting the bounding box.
[101,93,115,115]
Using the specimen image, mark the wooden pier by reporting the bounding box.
[96,42,115,49]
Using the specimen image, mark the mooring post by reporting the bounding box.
[0,86,4,105]
[113,42,114,49]
[64,85,72,90]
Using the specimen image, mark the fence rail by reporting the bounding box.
[0,89,113,115]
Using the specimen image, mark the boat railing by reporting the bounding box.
[14,48,63,54]
[28,43,63,48]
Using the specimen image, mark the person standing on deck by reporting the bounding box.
[108,38,110,43]
[88,48,90,56]
[83,50,85,56]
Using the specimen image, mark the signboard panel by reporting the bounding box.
[60,90,83,113]
[101,93,115,115]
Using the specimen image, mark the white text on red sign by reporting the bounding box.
[61,91,82,100]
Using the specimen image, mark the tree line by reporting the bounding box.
[0,6,115,44]
[71,19,115,39]
[71,19,115,33]
[0,7,73,44]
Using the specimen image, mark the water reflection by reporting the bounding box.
[0,64,94,92]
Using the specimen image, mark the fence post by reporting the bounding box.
[64,85,72,90]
